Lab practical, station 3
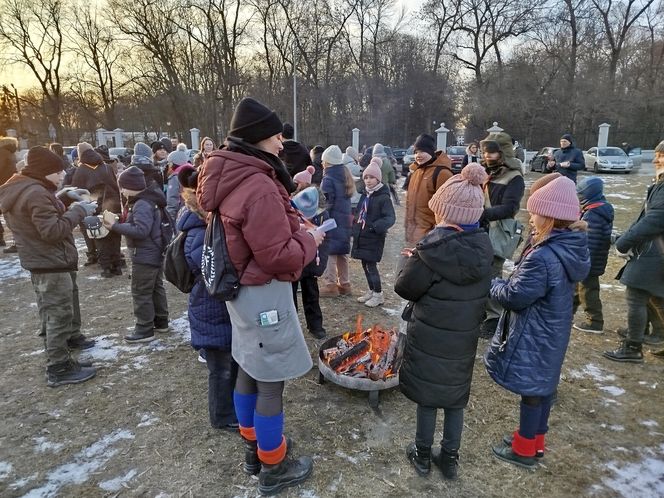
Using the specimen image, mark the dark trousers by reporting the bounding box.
[235,366,284,416]
[79,222,97,260]
[626,286,664,343]
[292,276,323,332]
[519,394,555,438]
[361,260,382,293]
[31,272,81,366]
[574,275,603,326]
[96,230,123,270]
[415,404,464,452]
[204,349,238,427]
[131,263,169,333]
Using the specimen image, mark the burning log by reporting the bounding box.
[369,333,398,381]
[329,340,369,369]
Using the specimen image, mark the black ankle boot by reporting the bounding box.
[432,446,459,480]
[258,455,313,496]
[603,340,644,363]
[243,439,261,476]
[406,442,431,476]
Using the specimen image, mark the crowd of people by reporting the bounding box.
[0,98,663,494]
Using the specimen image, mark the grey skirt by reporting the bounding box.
[227,279,313,382]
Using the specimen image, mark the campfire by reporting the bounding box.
[321,316,401,381]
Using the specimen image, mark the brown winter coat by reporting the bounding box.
[0,174,87,272]
[196,149,317,285]
[404,151,453,245]
[0,137,18,186]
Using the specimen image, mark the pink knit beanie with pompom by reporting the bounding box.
[526,176,580,221]
[362,157,383,182]
[293,165,316,186]
[428,163,488,224]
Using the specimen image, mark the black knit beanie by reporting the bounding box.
[118,166,147,191]
[177,165,198,190]
[22,146,64,177]
[229,97,283,144]
[413,134,436,156]
[81,148,104,166]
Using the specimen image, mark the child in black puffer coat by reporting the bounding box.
[291,187,329,339]
[573,177,614,333]
[352,158,395,308]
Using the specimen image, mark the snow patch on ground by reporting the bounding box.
[33,436,64,454]
[640,420,659,428]
[0,461,13,479]
[137,413,160,428]
[600,386,626,396]
[568,363,616,383]
[0,256,27,280]
[606,193,631,200]
[9,473,38,490]
[600,424,625,431]
[169,314,191,343]
[600,444,664,497]
[84,334,135,362]
[22,429,134,498]
[381,307,401,317]
[99,469,138,492]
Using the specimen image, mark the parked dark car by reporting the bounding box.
[530,147,560,173]
[392,148,406,165]
[447,145,466,174]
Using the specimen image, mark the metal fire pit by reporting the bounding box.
[317,333,405,409]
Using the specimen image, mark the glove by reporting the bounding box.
[57,187,91,202]
[70,201,98,217]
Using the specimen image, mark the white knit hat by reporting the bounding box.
[322,145,343,165]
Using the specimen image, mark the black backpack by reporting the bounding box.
[154,206,175,254]
[163,230,196,293]
[201,211,240,301]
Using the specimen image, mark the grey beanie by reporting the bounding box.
[131,142,153,166]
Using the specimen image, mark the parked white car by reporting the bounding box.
[583,147,633,174]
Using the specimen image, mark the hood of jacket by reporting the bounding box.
[176,207,206,232]
[0,137,18,153]
[540,229,590,282]
[0,174,44,211]
[197,149,280,211]
[281,140,303,155]
[132,186,167,208]
[416,227,493,286]
[577,177,604,204]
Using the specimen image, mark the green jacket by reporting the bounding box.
[381,157,395,185]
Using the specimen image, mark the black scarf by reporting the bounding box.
[226,136,295,194]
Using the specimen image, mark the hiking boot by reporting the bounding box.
[644,333,664,346]
[480,318,499,339]
[357,290,373,303]
[318,282,339,297]
[573,321,603,334]
[47,360,97,387]
[492,443,537,469]
[67,335,95,350]
[244,437,294,476]
[124,330,156,343]
[406,442,431,476]
[308,328,327,339]
[3,245,17,254]
[431,446,459,480]
[258,455,313,496]
[154,320,169,333]
[365,291,384,308]
[603,341,644,363]
[337,283,352,296]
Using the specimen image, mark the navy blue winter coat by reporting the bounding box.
[578,179,614,277]
[111,188,167,267]
[351,184,396,263]
[484,229,590,396]
[551,142,585,183]
[176,209,232,351]
[321,164,352,255]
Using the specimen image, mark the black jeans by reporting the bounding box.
[361,260,382,293]
[415,404,464,452]
[626,286,664,343]
[96,230,123,270]
[292,277,323,331]
[204,349,238,427]
[130,263,169,333]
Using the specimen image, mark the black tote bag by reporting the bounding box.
[201,212,240,301]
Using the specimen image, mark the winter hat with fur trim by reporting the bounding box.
[527,176,580,221]
[168,143,189,166]
[291,186,319,219]
[363,157,383,182]
[118,166,147,191]
[177,165,198,190]
[428,162,487,225]
[322,145,343,165]
[294,165,316,186]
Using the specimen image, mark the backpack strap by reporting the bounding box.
[583,201,605,211]
[430,165,452,193]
